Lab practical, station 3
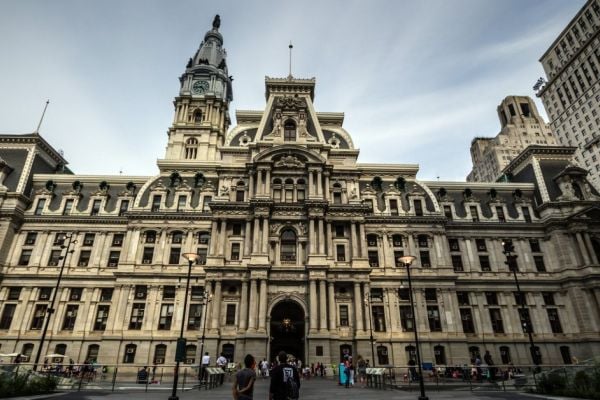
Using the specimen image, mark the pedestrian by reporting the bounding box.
[217,352,227,385]
[343,356,351,388]
[269,351,300,400]
[484,351,496,380]
[137,366,148,384]
[200,351,210,382]
[356,355,367,387]
[233,354,256,400]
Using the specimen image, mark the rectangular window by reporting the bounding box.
[542,292,555,306]
[119,200,129,216]
[232,223,242,235]
[547,309,563,333]
[420,251,431,267]
[100,288,113,301]
[7,287,21,300]
[389,199,399,216]
[392,235,403,247]
[485,292,498,305]
[188,304,202,330]
[475,238,487,252]
[519,309,534,333]
[479,255,491,271]
[496,206,505,222]
[163,286,176,300]
[191,286,205,300]
[394,250,404,267]
[78,250,91,266]
[333,192,342,204]
[427,306,442,332]
[398,288,410,301]
[443,205,452,220]
[456,291,470,306]
[202,196,212,212]
[35,198,46,215]
[339,305,349,326]
[53,232,67,245]
[529,239,541,252]
[63,199,74,215]
[400,305,414,332]
[142,247,154,264]
[425,288,437,302]
[489,308,504,333]
[364,199,373,212]
[226,304,236,325]
[368,251,379,267]
[336,245,346,262]
[273,189,281,201]
[0,304,16,329]
[197,248,207,265]
[31,304,48,329]
[94,305,110,331]
[69,288,82,301]
[533,255,546,272]
[522,207,531,222]
[151,195,161,212]
[177,195,186,211]
[451,255,463,272]
[412,199,423,216]
[91,199,102,215]
[169,247,181,264]
[39,287,53,300]
[460,308,475,333]
[112,233,124,246]
[158,304,174,330]
[62,305,78,330]
[470,206,479,222]
[107,251,120,267]
[25,232,38,245]
[335,225,345,237]
[83,233,95,246]
[235,189,244,202]
[285,189,293,202]
[135,285,147,300]
[18,249,32,266]
[129,303,145,330]
[316,346,324,357]
[372,305,386,331]
[418,235,429,248]
[297,189,305,201]
[448,238,459,251]
[231,243,241,260]
[514,292,527,306]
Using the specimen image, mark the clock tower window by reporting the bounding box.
[185,138,199,159]
[284,120,296,141]
[193,110,203,123]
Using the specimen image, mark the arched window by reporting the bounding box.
[193,110,203,123]
[377,345,389,365]
[236,181,245,202]
[185,345,197,364]
[284,178,294,202]
[284,120,296,141]
[123,344,137,363]
[272,178,282,202]
[86,344,100,363]
[560,346,572,364]
[372,177,383,191]
[172,231,183,244]
[500,346,511,364]
[434,345,446,365]
[468,346,480,360]
[154,344,167,364]
[54,344,67,363]
[185,138,198,159]
[21,343,34,361]
[367,234,378,247]
[280,229,297,263]
[332,183,342,204]
[405,345,416,361]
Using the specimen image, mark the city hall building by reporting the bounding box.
[1,17,600,369]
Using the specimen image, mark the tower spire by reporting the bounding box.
[288,42,293,79]
[35,100,50,134]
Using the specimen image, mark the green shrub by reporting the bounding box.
[537,370,568,394]
[0,372,58,398]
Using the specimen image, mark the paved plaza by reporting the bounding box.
[17,378,577,400]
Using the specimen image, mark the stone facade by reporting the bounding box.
[537,0,600,189]
[467,96,556,182]
[1,17,600,370]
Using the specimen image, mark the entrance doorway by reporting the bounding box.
[269,300,305,363]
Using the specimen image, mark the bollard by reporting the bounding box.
[182,368,187,392]
[78,366,85,391]
[111,367,118,392]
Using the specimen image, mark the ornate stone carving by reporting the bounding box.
[275,96,306,111]
[556,176,576,201]
[274,154,304,168]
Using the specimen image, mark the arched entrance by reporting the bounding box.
[269,300,305,363]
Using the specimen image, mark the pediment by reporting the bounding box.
[253,145,326,165]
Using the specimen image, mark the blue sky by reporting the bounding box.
[0,0,585,180]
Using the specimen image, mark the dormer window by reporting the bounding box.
[284,120,296,141]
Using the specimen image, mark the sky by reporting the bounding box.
[0,0,586,181]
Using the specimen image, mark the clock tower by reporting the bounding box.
[160,15,233,165]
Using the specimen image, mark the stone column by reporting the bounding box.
[584,233,599,264]
[219,220,227,256]
[354,282,364,331]
[309,219,316,254]
[326,222,333,258]
[248,279,258,331]
[252,218,260,254]
[210,221,219,256]
[328,282,336,330]
[310,280,318,331]
[261,218,269,254]
[244,220,252,256]
[324,174,330,201]
[407,234,417,259]
[258,279,268,331]
[239,280,249,331]
[359,223,367,258]
[211,281,222,329]
[575,232,591,265]
[249,173,254,198]
[350,222,358,258]
[318,219,325,254]
[265,170,271,195]
[317,171,322,197]
[308,170,314,197]
[319,280,327,331]
[386,289,400,330]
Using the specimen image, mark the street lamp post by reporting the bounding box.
[33,233,77,371]
[198,286,212,385]
[169,252,198,400]
[364,294,376,367]
[397,255,428,400]
[502,242,540,368]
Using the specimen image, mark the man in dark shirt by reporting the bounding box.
[269,351,300,400]
[234,354,256,400]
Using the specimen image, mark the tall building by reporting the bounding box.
[1,16,600,370]
[537,0,600,189]
[467,96,556,182]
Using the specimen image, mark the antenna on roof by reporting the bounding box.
[35,100,50,134]
[288,41,293,79]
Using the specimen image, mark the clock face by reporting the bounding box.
[192,80,209,94]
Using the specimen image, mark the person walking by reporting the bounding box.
[233,354,256,400]
[217,352,227,385]
[356,356,367,387]
[200,351,211,382]
[269,351,300,400]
